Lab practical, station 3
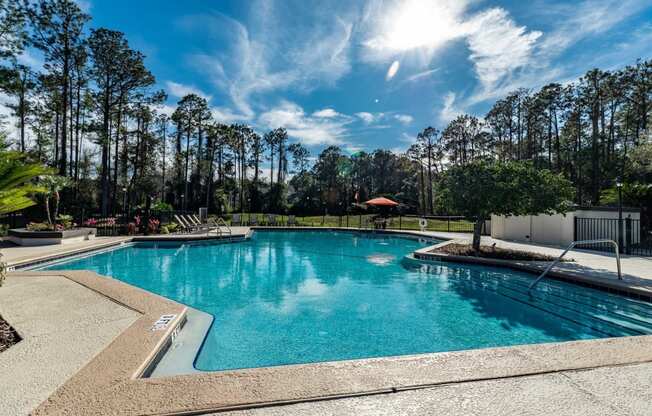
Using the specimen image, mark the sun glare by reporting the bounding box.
[367,0,466,52]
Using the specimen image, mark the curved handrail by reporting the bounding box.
[528,239,622,294]
[208,217,231,236]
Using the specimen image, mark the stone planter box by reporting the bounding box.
[7,228,97,246]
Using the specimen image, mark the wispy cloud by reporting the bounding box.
[259,100,354,146]
[465,8,542,94]
[355,111,413,126]
[393,114,413,125]
[355,111,379,124]
[165,81,212,101]
[404,68,440,83]
[312,108,341,118]
[439,92,461,123]
[180,1,354,121]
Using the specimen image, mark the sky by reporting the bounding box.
[12,0,652,155]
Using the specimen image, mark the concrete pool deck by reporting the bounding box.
[1,227,652,415]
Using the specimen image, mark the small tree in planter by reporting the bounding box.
[438,160,574,252]
[38,176,72,228]
[0,152,52,286]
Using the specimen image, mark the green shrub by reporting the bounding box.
[26,222,51,231]
[160,225,170,234]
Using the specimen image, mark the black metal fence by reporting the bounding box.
[78,209,195,236]
[575,217,651,256]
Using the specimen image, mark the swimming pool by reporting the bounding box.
[41,230,652,371]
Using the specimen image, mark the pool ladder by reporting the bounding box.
[528,239,622,294]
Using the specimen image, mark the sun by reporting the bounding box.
[367,0,467,53]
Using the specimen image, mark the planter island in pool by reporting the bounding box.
[7,228,97,246]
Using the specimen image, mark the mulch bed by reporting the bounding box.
[0,315,20,353]
[432,243,562,262]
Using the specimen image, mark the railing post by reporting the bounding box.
[625,217,632,255]
[618,215,624,253]
[399,215,402,229]
[447,216,450,232]
[573,217,578,241]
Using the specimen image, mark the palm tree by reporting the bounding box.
[0,152,51,215]
[0,151,51,287]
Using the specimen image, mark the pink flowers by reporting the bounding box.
[83,218,98,226]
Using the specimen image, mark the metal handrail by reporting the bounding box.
[528,239,622,294]
[209,217,231,236]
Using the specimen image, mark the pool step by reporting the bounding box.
[491,276,652,329]
[495,283,652,337]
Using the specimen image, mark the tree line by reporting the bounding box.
[0,0,650,221]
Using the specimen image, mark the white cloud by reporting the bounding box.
[312,108,340,118]
[165,81,212,101]
[258,100,353,146]
[211,107,252,124]
[404,68,439,83]
[386,60,400,81]
[355,112,377,124]
[181,4,354,122]
[538,0,648,56]
[465,8,542,93]
[439,92,461,123]
[393,114,413,125]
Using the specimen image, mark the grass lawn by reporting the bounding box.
[221,213,475,233]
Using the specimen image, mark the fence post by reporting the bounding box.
[447,217,450,232]
[573,217,578,242]
[346,215,349,228]
[399,215,402,229]
[625,217,632,255]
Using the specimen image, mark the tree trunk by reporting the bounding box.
[472,218,484,252]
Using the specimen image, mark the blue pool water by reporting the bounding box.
[42,231,652,371]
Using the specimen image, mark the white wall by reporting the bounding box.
[491,209,640,247]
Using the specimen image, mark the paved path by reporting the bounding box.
[217,361,652,416]
[0,273,139,415]
[0,236,130,266]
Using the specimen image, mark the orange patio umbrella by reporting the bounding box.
[364,197,399,207]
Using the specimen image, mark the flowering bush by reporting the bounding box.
[127,222,137,235]
[134,215,141,226]
[83,218,98,227]
[147,218,160,234]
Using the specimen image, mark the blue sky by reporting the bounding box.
[28,0,652,154]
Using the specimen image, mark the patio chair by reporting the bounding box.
[267,214,277,226]
[249,215,258,226]
[231,213,242,226]
[287,215,297,226]
[184,215,211,232]
[174,215,195,233]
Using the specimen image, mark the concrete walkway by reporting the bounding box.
[0,273,140,415]
[0,236,130,266]
[218,361,652,416]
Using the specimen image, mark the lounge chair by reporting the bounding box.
[174,215,196,233]
[231,213,242,226]
[267,214,277,226]
[249,215,258,226]
[287,215,297,226]
[184,215,211,232]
